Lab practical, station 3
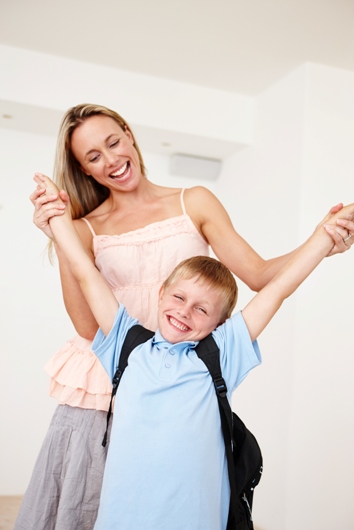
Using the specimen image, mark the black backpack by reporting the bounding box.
[102,325,263,530]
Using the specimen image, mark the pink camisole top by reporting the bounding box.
[44,189,209,411]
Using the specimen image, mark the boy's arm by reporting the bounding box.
[35,173,118,336]
[241,209,352,342]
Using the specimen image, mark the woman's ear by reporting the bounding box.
[124,127,134,144]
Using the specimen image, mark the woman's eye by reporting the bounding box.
[110,140,119,148]
[89,154,100,163]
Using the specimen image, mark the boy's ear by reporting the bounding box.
[158,285,165,305]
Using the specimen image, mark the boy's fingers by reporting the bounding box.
[328,203,343,215]
[29,188,46,204]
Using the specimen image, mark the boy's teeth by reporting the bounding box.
[169,317,189,331]
[111,163,127,177]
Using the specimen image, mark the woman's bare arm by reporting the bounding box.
[241,207,352,342]
[185,186,354,292]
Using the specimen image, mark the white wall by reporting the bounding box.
[0,44,254,160]
[1,59,353,530]
[286,64,354,530]
[0,129,73,493]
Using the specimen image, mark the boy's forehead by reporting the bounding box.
[170,275,222,297]
[172,274,208,288]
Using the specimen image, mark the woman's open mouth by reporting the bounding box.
[110,161,131,181]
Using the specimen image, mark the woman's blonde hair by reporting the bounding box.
[162,256,238,321]
[53,103,146,219]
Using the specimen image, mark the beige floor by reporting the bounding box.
[0,496,22,530]
[0,496,263,529]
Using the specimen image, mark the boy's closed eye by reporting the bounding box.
[171,294,207,314]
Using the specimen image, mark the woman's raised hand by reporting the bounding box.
[31,173,68,239]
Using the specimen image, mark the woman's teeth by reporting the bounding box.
[110,162,128,178]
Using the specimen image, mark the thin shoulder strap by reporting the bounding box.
[195,335,238,527]
[102,325,154,447]
[81,217,97,237]
[180,188,187,215]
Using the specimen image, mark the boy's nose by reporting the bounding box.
[178,306,191,319]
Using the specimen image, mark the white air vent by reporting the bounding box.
[169,154,222,181]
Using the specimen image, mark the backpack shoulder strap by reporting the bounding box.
[102,324,154,446]
[195,334,228,397]
[195,334,238,527]
[118,324,155,375]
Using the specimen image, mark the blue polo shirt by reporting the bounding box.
[92,305,261,530]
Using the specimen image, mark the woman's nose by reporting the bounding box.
[104,151,117,166]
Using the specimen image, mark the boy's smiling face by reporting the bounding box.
[157,276,225,344]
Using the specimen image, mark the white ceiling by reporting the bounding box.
[1,0,353,96]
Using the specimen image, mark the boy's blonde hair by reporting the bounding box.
[163,256,238,320]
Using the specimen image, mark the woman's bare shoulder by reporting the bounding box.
[183,185,215,199]
[183,186,218,209]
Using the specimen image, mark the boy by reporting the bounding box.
[38,174,352,530]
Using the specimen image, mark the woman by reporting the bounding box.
[15,103,354,530]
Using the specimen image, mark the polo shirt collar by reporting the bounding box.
[152,329,198,351]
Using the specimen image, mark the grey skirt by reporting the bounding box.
[14,404,112,530]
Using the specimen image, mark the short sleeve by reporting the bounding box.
[92,305,138,379]
[212,311,262,394]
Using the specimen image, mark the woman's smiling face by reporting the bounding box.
[70,115,142,191]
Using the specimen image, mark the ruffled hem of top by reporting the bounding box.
[48,380,111,411]
[44,337,112,411]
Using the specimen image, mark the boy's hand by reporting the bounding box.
[34,172,60,195]
[316,203,354,256]
[31,173,68,239]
